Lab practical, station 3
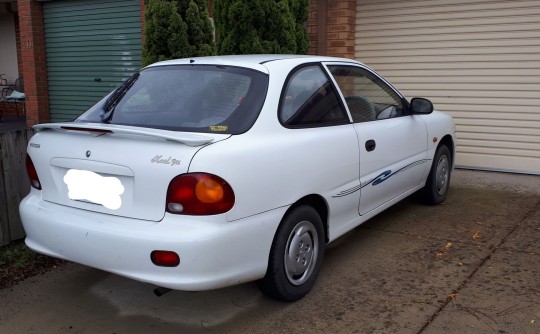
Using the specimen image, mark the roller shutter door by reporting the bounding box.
[44,0,142,121]
[356,0,540,174]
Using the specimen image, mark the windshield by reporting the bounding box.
[77,65,269,134]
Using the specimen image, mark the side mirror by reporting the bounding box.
[410,98,433,115]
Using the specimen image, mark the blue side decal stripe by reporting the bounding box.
[333,184,362,198]
[332,159,429,198]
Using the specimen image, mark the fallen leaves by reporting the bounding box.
[435,241,456,259]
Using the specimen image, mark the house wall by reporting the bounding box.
[307,0,356,59]
[17,0,50,127]
[16,0,354,126]
[13,0,537,174]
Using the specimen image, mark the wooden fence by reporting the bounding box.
[0,129,33,246]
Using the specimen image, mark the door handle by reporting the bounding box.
[365,139,376,152]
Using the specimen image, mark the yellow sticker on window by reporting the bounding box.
[210,125,228,132]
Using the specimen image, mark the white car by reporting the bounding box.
[20,55,455,301]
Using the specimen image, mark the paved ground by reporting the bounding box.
[0,170,538,333]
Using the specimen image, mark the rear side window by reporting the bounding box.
[279,65,349,127]
[77,65,268,134]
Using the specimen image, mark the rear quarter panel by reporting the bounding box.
[188,58,362,230]
[189,125,361,225]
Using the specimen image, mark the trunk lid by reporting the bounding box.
[29,122,230,222]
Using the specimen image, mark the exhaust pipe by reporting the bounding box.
[154,286,172,297]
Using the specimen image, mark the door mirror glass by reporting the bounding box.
[410,98,433,114]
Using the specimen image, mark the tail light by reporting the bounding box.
[26,154,42,190]
[166,173,235,215]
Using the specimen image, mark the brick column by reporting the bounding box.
[307,0,356,59]
[15,15,22,83]
[17,0,50,127]
[307,0,320,55]
[140,0,146,40]
[327,0,355,58]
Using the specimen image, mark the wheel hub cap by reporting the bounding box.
[436,155,449,195]
[284,221,319,286]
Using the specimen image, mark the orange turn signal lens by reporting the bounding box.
[195,178,224,203]
[166,173,235,215]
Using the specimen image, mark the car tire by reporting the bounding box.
[257,205,325,301]
[420,145,452,204]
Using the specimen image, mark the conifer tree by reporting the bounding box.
[143,0,215,66]
[214,0,309,55]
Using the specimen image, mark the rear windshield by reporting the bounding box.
[77,65,269,134]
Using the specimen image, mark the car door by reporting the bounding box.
[324,63,429,215]
[275,63,362,238]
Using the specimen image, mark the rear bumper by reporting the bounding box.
[20,190,285,291]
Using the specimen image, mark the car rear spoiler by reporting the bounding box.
[33,123,220,147]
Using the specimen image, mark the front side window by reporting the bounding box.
[327,66,404,123]
[77,65,268,134]
[279,65,349,127]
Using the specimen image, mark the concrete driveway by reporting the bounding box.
[0,170,538,333]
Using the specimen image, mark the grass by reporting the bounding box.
[0,241,36,271]
[0,240,63,290]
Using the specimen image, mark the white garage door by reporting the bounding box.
[356,0,540,175]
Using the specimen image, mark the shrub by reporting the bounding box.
[143,0,215,66]
[214,0,309,55]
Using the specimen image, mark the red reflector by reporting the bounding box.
[151,250,180,267]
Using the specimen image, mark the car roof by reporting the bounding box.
[145,54,361,72]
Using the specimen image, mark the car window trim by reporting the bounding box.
[76,64,270,135]
[321,62,411,120]
[278,62,352,129]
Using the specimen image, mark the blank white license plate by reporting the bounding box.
[63,169,125,210]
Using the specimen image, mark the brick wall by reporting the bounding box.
[326,0,355,58]
[307,0,356,59]
[17,0,50,127]
[140,0,146,41]
[307,0,319,55]
[15,14,22,85]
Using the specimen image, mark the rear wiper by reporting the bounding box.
[100,72,140,123]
